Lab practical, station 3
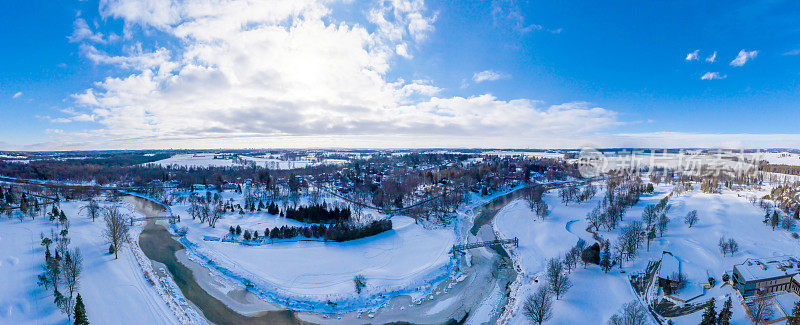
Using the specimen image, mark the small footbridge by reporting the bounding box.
[129,214,179,225]
[451,237,518,254]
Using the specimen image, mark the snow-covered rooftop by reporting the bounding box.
[735,256,800,282]
[659,252,681,279]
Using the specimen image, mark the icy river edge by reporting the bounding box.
[130,186,526,324]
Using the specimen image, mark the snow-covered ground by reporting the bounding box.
[0,200,182,324]
[147,153,348,169]
[240,155,348,170]
[9,176,800,324]
[750,152,800,166]
[493,187,638,324]
[147,153,239,168]
[492,181,800,324]
[167,189,456,313]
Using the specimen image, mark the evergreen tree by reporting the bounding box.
[718,297,732,325]
[700,298,716,325]
[788,300,800,325]
[73,293,89,325]
[600,243,612,273]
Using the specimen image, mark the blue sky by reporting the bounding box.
[1,0,799,150]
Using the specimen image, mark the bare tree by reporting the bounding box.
[564,246,581,273]
[353,274,366,294]
[586,205,602,232]
[784,215,796,231]
[209,203,224,227]
[608,300,647,325]
[200,201,210,223]
[546,257,572,300]
[188,199,200,220]
[719,236,730,256]
[771,211,780,230]
[620,222,644,261]
[641,204,658,228]
[524,286,553,325]
[684,210,699,228]
[61,248,82,302]
[728,238,739,255]
[657,213,669,237]
[80,199,101,222]
[532,201,550,219]
[718,236,739,257]
[751,293,775,325]
[103,206,130,259]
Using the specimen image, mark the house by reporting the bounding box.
[658,251,682,294]
[732,256,800,297]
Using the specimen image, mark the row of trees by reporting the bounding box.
[698,297,733,325]
[229,219,393,242]
[36,211,87,324]
[765,210,797,232]
[523,250,579,324]
[642,196,671,250]
[284,203,351,224]
[325,220,392,242]
[559,183,596,205]
[188,199,224,228]
[524,186,549,219]
[717,236,739,257]
[585,176,645,232]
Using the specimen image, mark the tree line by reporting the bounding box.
[284,202,351,223]
[229,219,392,242]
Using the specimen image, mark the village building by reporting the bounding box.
[657,251,683,295]
[732,256,800,297]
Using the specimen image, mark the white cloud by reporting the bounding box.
[730,49,758,67]
[783,49,800,56]
[12,92,22,99]
[54,0,619,149]
[700,72,726,80]
[685,50,699,61]
[612,132,800,149]
[395,43,411,58]
[705,51,717,63]
[472,70,509,83]
[68,18,118,43]
[491,0,555,34]
[79,43,174,72]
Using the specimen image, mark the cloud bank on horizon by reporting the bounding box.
[2,0,798,150]
[38,0,620,150]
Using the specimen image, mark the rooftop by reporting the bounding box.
[659,251,681,279]
[735,256,800,282]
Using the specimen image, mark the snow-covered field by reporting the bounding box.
[182,217,453,299]
[147,153,348,169]
[0,200,180,324]
[750,152,800,166]
[148,153,239,168]
[168,190,456,312]
[493,181,800,324]
[240,155,348,170]
[8,175,800,324]
[493,187,638,324]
